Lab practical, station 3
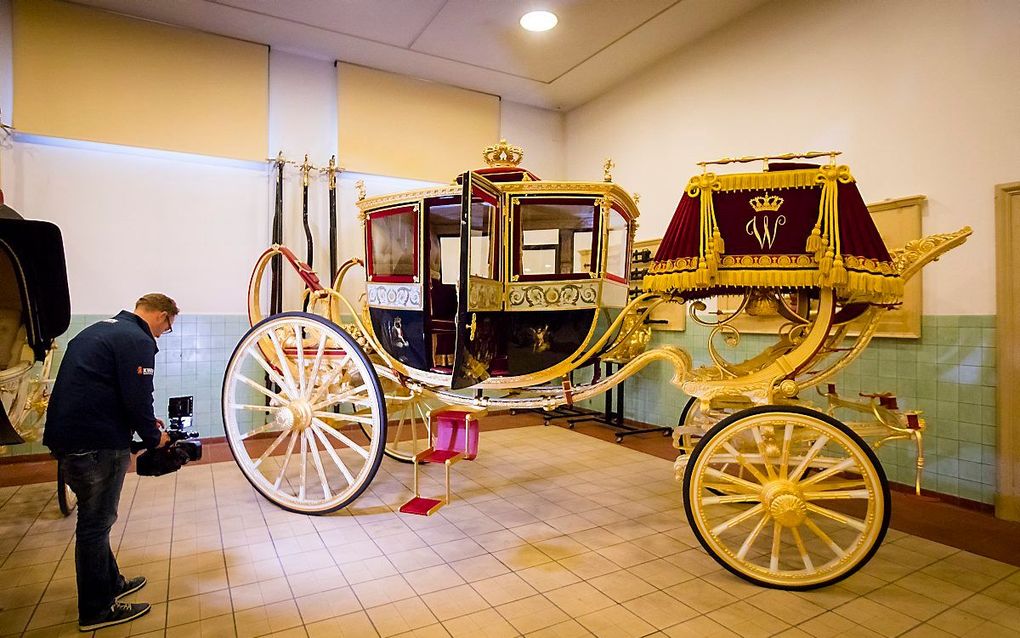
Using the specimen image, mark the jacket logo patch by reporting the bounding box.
[137,367,154,375]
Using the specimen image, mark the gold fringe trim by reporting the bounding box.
[715,169,827,192]
[642,266,902,302]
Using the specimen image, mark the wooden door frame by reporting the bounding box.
[995,181,1020,521]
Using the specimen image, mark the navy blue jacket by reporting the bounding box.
[43,310,162,452]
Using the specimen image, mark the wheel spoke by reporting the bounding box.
[701,494,763,505]
[736,513,769,559]
[311,383,368,411]
[312,418,370,459]
[306,331,328,399]
[241,421,286,441]
[805,503,867,532]
[779,423,793,479]
[273,431,299,490]
[704,467,763,495]
[789,434,830,482]
[253,428,292,468]
[308,355,351,404]
[803,516,846,558]
[236,373,286,403]
[293,323,307,397]
[802,489,870,501]
[267,328,299,396]
[230,403,283,414]
[710,503,764,536]
[310,422,355,486]
[298,430,308,500]
[769,521,782,572]
[721,442,770,485]
[247,345,294,398]
[752,426,777,480]
[313,411,375,426]
[791,526,814,571]
[305,429,332,499]
[798,457,858,488]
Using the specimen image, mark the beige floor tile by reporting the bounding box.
[476,529,530,552]
[294,586,363,624]
[557,553,620,581]
[662,615,739,638]
[570,528,626,552]
[982,579,1020,607]
[531,536,589,561]
[450,555,511,583]
[664,579,736,614]
[403,565,467,596]
[166,611,236,638]
[621,591,698,630]
[834,597,920,637]
[286,565,348,598]
[233,599,303,638]
[707,600,791,638]
[442,607,518,638]
[516,561,582,593]
[166,589,233,627]
[745,589,828,625]
[168,567,229,600]
[230,576,294,611]
[0,580,48,608]
[26,597,79,631]
[226,557,287,587]
[387,547,446,573]
[470,572,539,607]
[420,584,490,621]
[865,583,950,622]
[391,623,451,637]
[353,574,417,609]
[339,556,400,585]
[429,538,488,563]
[544,582,616,618]
[956,593,1020,630]
[492,545,552,571]
[279,549,335,577]
[22,619,85,638]
[623,562,693,594]
[927,607,984,637]
[365,596,438,638]
[305,610,379,638]
[586,570,655,605]
[496,594,570,634]
[575,603,656,638]
[900,625,958,638]
[523,618,594,637]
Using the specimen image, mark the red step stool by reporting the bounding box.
[399,409,484,516]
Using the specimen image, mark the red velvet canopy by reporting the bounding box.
[643,162,902,302]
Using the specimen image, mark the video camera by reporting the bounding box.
[134,396,203,476]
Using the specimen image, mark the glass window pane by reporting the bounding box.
[470,201,495,278]
[605,208,629,279]
[371,210,416,277]
[519,201,595,277]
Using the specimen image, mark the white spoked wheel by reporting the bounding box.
[368,373,436,464]
[222,312,387,514]
[683,405,889,590]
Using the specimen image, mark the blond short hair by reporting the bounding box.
[135,293,180,317]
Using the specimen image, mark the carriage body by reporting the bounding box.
[358,162,638,391]
[0,211,71,447]
[224,145,970,591]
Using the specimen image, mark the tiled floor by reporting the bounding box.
[1,425,1018,638]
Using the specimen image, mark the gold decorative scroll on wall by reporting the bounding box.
[337,63,500,183]
[12,0,269,161]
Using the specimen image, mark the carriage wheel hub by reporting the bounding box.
[761,480,806,527]
[277,400,313,431]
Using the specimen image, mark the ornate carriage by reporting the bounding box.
[221,142,969,589]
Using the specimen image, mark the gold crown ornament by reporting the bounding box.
[483,139,524,168]
[749,193,784,213]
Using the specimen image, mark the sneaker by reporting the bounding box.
[116,575,147,600]
[79,601,151,631]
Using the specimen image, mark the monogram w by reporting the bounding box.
[745,214,786,250]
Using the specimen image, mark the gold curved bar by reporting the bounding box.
[891,226,972,283]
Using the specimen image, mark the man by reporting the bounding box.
[44,294,177,631]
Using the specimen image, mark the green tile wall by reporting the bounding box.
[3,313,999,506]
[579,314,998,504]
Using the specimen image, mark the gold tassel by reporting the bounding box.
[713,230,725,255]
[806,226,822,254]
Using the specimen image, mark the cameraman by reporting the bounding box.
[44,294,177,631]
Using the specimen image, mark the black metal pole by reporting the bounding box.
[270,155,284,316]
[327,155,338,284]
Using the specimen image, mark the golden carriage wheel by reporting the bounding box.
[222,312,387,515]
[683,405,889,590]
[359,376,436,464]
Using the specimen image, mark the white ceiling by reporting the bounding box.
[71,0,770,110]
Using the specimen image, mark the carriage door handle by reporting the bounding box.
[469,313,478,341]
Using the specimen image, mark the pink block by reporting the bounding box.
[432,411,480,460]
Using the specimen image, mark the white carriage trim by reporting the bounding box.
[507,280,599,311]
[367,282,423,310]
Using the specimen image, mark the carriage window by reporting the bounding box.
[518,201,595,277]
[370,208,417,278]
[605,208,630,280]
[469,200,496,279]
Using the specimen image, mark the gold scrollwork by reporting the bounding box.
[508,282,598,310]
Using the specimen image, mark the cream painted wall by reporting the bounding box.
[0,0,564,315]
[565,0,1020,316]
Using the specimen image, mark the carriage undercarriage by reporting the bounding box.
[221,145,971,590]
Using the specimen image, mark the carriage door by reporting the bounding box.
[451,173,503,390]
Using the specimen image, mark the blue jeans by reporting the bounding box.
[60,448,131,621]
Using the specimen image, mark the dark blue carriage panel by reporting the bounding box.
[369,308,429,371]
[506,309,598,377]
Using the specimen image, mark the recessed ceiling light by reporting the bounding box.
[520,10,558,32]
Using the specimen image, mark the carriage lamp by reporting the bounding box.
[520,10,558,32]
